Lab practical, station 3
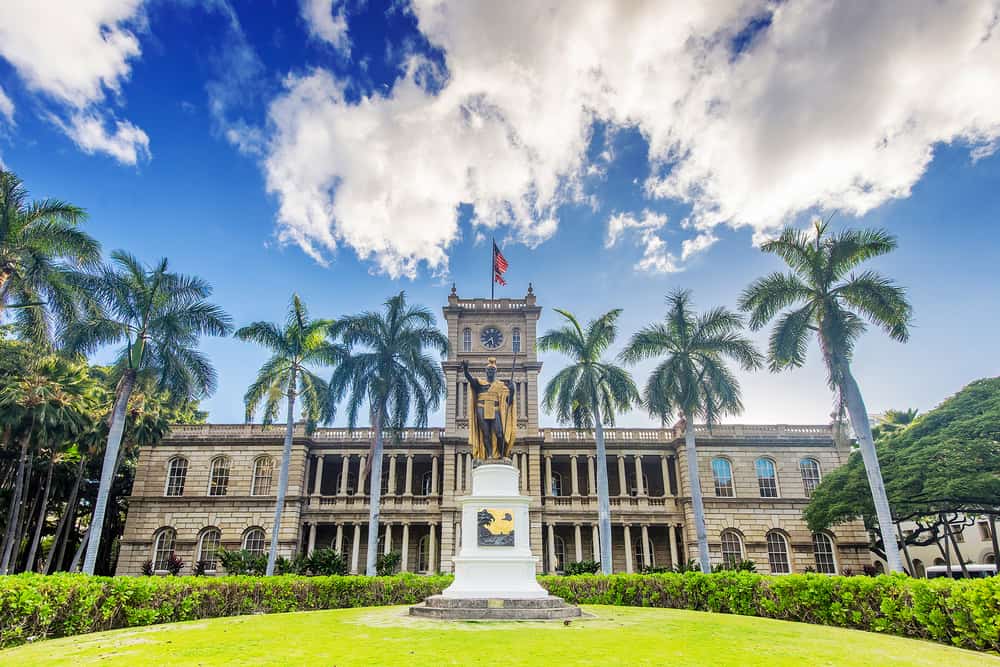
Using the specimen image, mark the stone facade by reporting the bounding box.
[117,287,871,576]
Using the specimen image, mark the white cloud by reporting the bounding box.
[301,0,351,54]
[605,210,680,274]
[58,113,150,165]
[0,85,13,124]
[681,232,718,261]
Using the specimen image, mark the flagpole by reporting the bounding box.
[491,236,495,301]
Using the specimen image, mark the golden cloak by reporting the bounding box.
[468,379,517,459]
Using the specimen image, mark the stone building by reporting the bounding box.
[116,287,871,576]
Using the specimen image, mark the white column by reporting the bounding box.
[617,455,628,496]
[387,455,397,495]
[587,456,596,495]
[641,525,651,568]
[465,453,472,490]
[313,455,325,496]
[545,455,554,496]
[339,455,350,496]
[431,456,439,495]
[570,455,580,496]
[401,523,410,572]
[661,455,672,497]
[429,523,437,573]
[454,522,461,554]
[357,455,367,495]
[668,524,679,568]
[519,452,528,492]
[384,524,393,555]
[635,455,645,496]
[624,524,634,574]
[574,524,583,562]
[591,524,600,562]
[404,455,414,496]
[350,524,361,574]
[547,523,557,573]
[307,523,317,555]
[335,524,344,553]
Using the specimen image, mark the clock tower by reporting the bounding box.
[442,284,542,437]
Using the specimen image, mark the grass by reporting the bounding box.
[3,605,996,666]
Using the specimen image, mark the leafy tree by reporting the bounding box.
[871,408,919,442]
[329,292,447,576]
[621,290,762,573]
[236,295,344,576]
[539,308,639,575]
[0,168,99,344]
[739,219,913,572]
[65,251,231,575]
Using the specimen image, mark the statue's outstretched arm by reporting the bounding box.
[461,360,482,390]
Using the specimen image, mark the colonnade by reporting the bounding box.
[303,521,439,574]
[310,453,441,497]
[541,453,678,497]
[542,521,684,574]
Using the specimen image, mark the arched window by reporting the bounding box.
[711,458,734,497]
[550,471,563,496]
[152,527,176,571]
[812,533,837,574]
[766,531,790,574]
[800,458,822,496]
[417,535,430,572]
[243,527,266,555]
[208,456,230,496]
[873,561,885,574]
[755,458,779,498]
[512,328,521,353]
[164,457,188,496]
[462,328,472,352]
[251,456,274,496]
[720,530,744,568]
[933,557,945,566]
[421,470,433,496]
[553,536,566,573]
[198,528,222,572]
[912,558,925,578]
[631,534,655,569]
[985,553,996,564]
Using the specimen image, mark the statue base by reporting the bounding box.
[409,462,580,620]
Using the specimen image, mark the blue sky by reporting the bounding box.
[1,1,998,426]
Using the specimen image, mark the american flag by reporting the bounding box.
[493,241,508,285]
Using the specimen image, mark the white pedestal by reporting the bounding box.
[442,463,547,599]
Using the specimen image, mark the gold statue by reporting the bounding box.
[462,357,517,459]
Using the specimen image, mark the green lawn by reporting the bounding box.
[3,605,996,666]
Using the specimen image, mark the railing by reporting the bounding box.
[542,424,832,442]
[543,428,669,442]
[314,494,440,508]
[168,424,443,441]
[454,298,529,310]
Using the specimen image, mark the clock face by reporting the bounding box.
[480,326,504,349]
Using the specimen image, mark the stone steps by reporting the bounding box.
[409,595,582,620]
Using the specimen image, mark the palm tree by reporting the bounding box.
[620,291,762,573]
[329,293,447,576]
[871,408,919,441]
[64,251,232,575]
[0,168,99,343]
[538,309,639,575]
[738,219,912,573]
[236,295,344,576]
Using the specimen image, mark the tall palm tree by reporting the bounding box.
[620,291,762,573]
[329,293,447,576]
[738,220,912,573]
[64,251,232,575]
[538,309,639,575]
[0,168,99,343]
[236,295,344,576]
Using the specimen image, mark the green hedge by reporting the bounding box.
[1,572,997,653]
[540,572,1000,653]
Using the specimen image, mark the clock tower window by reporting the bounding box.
[462,328,472,352]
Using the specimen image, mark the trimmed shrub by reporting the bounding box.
[563,560,601,575]
[376,552,401,576]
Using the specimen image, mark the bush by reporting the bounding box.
[712,559,756,573]
[306,549,349,576]
[218,549,266,576]
[376,552,401,576]
[564,560,601,575]
[165,555,185,576]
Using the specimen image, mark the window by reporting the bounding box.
[550,471,563,496]
[512,328,521,353]
[756,458,779,498]
[462,328,472,352]
[208,456,230,496]
[243,527,266,555]
[417,535,430,572]
[799,458,821,496]
[712,458,734,497]
[421,470,433,496]
[165,457,188,496]
[986,553,996,565]
[720,530,744,568]
[766,531,791,574]
[152,528,176,571]
[950,524,965,542]
[978,522,992,540]
[812,533,837,574]
[198,529,221,571]
[912,558,925,578]
[251,456,273,496]
[553,536,566,573]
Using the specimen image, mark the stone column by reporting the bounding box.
[335,524,344,553]
[545,455,554,496]
[350,524,361,574]
[574,524,583,562]
[387,455,397,495]
[401,523,410,572]
[547,523,557,573]
[519,452,528,492]
[668,524,679,568]
[591,524,600,562]
[634,455,645,496]
[384,524,393,555]
[570,455,580,496]
[313,455,325,496]
[307,522,317,555]
[404,454,414,496]
[454,522,462,553]
[661,455,672,497]
[429,523,437,573]
[587,456,596,496]
[617,455,628,496]
[455,452,463,491]
[431,455,439,495]
[339,455,350,496]
[357,455,368,495]
[624,524,634,573]
[641,525,651,568]
[465,453,472,490]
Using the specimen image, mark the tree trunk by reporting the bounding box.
[940,514,953,578]
[945,522,970,577]
[11,457,39,572]
[990,515,999,576]
[70,525,90,572]
[592,402,613,575]
[683,412,711,574]
[25,454,55,571]
[0,428,33,574]
[46,458,85,574]
[837,362,904,573]
[365,405,386,576]
[896,522,914,576]
[82,369,136,575]
[266,369,297,576]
